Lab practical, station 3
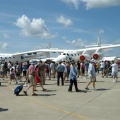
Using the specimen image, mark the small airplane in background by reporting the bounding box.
[0,38,120,63]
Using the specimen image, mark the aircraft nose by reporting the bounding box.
[53,55,66,62]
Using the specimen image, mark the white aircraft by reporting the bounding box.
[0,48,65,63]
[53,44,120,63]
[0,40,120,63]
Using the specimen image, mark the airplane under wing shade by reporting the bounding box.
[27,53,32,55]
[33,52,37,54]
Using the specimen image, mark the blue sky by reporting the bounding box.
[0,0,120,57]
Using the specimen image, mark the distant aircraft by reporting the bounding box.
[0,39,120,63]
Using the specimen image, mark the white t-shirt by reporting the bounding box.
[100,62,104,68]
[0,63,4,71]
[62,63,67,73]
[111,63,118,72]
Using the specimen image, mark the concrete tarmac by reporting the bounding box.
[0,72,120,120]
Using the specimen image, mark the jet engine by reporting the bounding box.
[92,53,103,60]
[79,54,90,61]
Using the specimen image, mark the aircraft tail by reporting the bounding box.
[97,37,101,46]
[47,42,51,49]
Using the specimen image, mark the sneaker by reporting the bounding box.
[43,89,47,91]
[23,91,27,96]
[85,87,89,90]
[76,89,81,92]
[93,88,97,91]
[32,93,38,96]
[34,89,38,91]
[112,80,116,83]
[68,90,72,92]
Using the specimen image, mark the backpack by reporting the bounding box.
[14,85,23,96]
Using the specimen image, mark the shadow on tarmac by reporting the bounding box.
[16,94,56,97]
[45,90,57,92]
[96,81,105,82]
[37,94,56,96]
[96,88,111,91]
[0,108,8,112]
[0,85,7,87]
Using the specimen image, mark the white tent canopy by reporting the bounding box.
[102,56,118,61]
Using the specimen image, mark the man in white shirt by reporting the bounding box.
[85,60,97,90]
[100,61,105,77]
[109,61,118,82]
[62,61,67,83]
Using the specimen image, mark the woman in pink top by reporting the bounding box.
[34,65,47,91]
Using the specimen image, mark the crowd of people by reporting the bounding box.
[0,59,119,95]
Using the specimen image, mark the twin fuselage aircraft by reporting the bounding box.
[0,39,120,63]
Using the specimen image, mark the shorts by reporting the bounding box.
[89,76,96,82]
[29,75,36,86]
[63,72,68,78]
[77,70,80,75]
[51,69,55,73]
[0,71,4,75]
[112,72,118,77]
[10,73,15,79]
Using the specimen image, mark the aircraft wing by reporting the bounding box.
[76,44,120,54]
[12,49,71,56]
[12,44,120,56]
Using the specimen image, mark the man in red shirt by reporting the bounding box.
[23,61,37,96]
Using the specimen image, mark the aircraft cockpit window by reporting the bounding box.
[9,57,11,59]
[67,53,69,56]
[71,54,73,56]
[5,57,7,59]
[63,53,66,55]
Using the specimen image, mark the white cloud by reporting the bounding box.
[62,0,120,9]
[56,15,72,26]
[3,33,10,39]
[2,43,8,49]
[81,0,120,9]
[99,29,104,34]
[15,15,55,39]
[62,0,80,9]
[66,38,87,48]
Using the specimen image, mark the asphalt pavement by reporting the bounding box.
[0,72,120,120]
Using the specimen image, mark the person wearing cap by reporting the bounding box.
[23,61,37,96]
[68,61,80,92]
[85,60,97,90]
